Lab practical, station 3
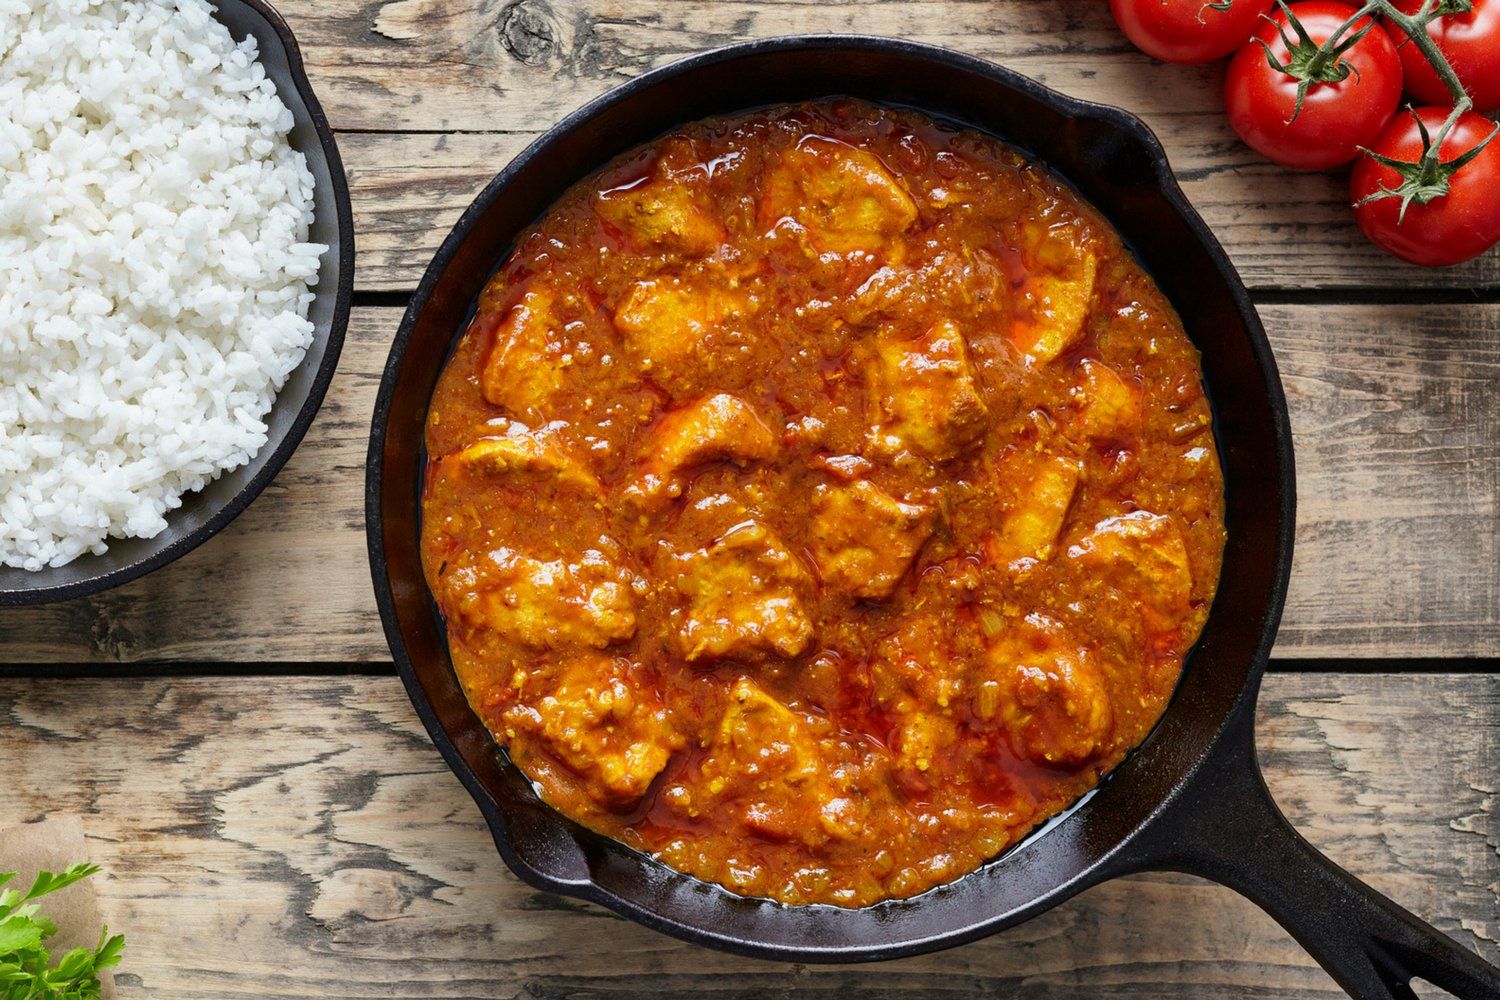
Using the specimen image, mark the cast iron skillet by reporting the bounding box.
[367,36,1500,998]
[0,0,353,605]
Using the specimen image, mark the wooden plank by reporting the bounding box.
[0,303,1493,663]
[1266,302,1500,657]
[302,5,1500,291]
[0,672,1492,998]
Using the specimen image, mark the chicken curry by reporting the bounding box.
[421,101,1226,907]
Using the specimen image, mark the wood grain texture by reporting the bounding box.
[295,5,1500,291]
[0,672,1492,998]
[0,3,1490,996]
[0,303,1493,664]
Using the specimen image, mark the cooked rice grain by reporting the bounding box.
[0,0,326,570]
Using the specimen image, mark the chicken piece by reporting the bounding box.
[709,677,821,783]
[1012,249,1098,364]
[674,520,814,662]
[869,618,966,788]
[612,273,748,374]
[871,620,963,711]
[480,287,568,419]
[697,678,857,845]
[1068,511,1193,618]
[808,479,934,600]
[459,547,638,650]
[866,319,989,462]
[760,136,918,255]
[595,137,723,255]
[597,181,721,254]
[990,453,1082,565]
[847,248,1007,327]
[983,613,1113,767]
[505,654,675,807]
[870,615,961,709]
[893,710,960,779]
[632,393,777,500]
[594,145,724,256]
[443,430,600,495]
[1066,358,1141,443]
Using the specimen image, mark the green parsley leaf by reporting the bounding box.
[0,863,124,999]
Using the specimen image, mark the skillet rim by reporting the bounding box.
[366,33,1297,962]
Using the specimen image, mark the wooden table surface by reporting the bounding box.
[1,2,1496,997]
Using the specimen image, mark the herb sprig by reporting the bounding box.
[0,864,123,1000]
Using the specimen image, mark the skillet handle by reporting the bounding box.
[1115,710,1500,999]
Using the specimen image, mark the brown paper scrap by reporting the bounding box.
[1,817,117,998]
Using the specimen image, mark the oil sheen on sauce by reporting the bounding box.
[420,100,1227,907]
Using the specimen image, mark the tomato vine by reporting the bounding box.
[1277,0,1497,212]
[1112,0,1500,262]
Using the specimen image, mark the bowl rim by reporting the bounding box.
[0,0,355,605]
[367,33,1294,961]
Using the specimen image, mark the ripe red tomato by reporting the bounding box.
[1351,108,1500,266]
[1224,1,1403,170]
[1109,0,1273,63]
[1391,0,1500,112]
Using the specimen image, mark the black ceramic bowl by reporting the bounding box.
[368,37,1500,996]
[0,0,353,605]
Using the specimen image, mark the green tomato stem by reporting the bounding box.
[1374,0,1471,108]
[1368,0,1473,159]
[1314,0,1381,72]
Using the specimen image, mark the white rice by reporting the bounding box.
[0,0,326,570]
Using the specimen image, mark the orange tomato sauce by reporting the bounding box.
[420,100,1226,907]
